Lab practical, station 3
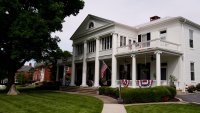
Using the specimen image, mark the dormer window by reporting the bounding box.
[88,22,94,29]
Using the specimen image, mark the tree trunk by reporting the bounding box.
[6,70,20,95]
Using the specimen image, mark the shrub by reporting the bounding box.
[186,85,196,93]
[196,83,200,91]
[99,86,176,104]
[36,81,60,90]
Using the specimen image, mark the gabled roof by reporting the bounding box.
[17,66,33,72]
[70,14,115,40]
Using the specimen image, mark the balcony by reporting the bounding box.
[117,38,181,54]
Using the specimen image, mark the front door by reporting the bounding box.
[141,34,147,47]
[161,68,167,80]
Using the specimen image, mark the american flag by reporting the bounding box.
[101,61,108,78]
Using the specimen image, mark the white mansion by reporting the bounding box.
[69,14,200,91]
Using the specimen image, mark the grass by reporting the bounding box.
[0,90,103,113]
[125,104,200,113]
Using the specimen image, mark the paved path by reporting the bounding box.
[177,92,200,104]
[101,104,127,113]
[59,91,127,113]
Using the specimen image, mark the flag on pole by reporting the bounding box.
[101,61,108,78]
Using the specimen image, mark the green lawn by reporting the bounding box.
[126,104,200,113]
[0,90,103,113]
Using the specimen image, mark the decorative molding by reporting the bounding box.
[131,54,136,58]
[154,50,162,54]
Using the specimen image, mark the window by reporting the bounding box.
[87,40,96,53]
[88,22,94,29]
[120,36,126,47]
[190,62,195,81]
[189,29,193,48]
[128,39,131,45]
[76,43,84,56]
[138,33,151,47]
[100,35,112,50]
[160,30,167,40]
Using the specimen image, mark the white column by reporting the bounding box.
[40,67,45,82]
[155,50,162,86]
[179,55,185,92]
[56,63,59,82]
[81,41,87,87]
[111,33,118,87]
[94,38,100,87]
[131,54,136,88]
[62,65,66,86]
[70,45,76,86]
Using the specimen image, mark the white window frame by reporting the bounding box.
[160,30,167,40]
[190,62,195,81]
[189,29,193,48]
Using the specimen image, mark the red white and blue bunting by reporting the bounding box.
[137,80,153,88]
[122,79,130,87]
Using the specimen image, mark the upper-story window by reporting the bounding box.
[88,22,94,29]
[75,43,84,56]
[120,36,126,47]
[138,33,151,47]
[100,35,112,51]
[87,40,96,53]
[160,30,167,40]
[189,29,193,48]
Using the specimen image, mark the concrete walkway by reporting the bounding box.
[59,91,127,113]
[101,104,127,113]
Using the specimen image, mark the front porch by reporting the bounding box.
[70,49,182,89]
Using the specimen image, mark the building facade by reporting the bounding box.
[70,14,200,91]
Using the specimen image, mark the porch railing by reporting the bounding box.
[117,38,180,54]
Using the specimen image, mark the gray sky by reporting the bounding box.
[53,0,200,52]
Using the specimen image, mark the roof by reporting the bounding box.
[70,14,200,40]
[17,66,33,72]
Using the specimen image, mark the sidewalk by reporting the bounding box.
[93,95,126,113]
[59,91,127,113]
[101,104,127,113]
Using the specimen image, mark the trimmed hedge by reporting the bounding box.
[99,86,176,104]
[35,81,61,90]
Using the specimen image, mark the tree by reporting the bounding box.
[43,48,72,82]
[0,0,84,93]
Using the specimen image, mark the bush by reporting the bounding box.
[36,81,61,90]
[187,85,196,93]
[196,83,200,91]
[99,86,176,104]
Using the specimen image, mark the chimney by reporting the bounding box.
[150,16,160,22]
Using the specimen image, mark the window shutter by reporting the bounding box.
[147,33,151,40]
[138,35,141,42]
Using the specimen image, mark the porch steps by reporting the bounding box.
[60,86,98,95]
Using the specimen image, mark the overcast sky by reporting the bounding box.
[53,0,200,52]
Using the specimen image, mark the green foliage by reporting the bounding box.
[16,73,33,84]
[0,0,84,88]
[187,85,196,93]
[196,83,200,91]
[99,86,177,104]
[35,81,61,90]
